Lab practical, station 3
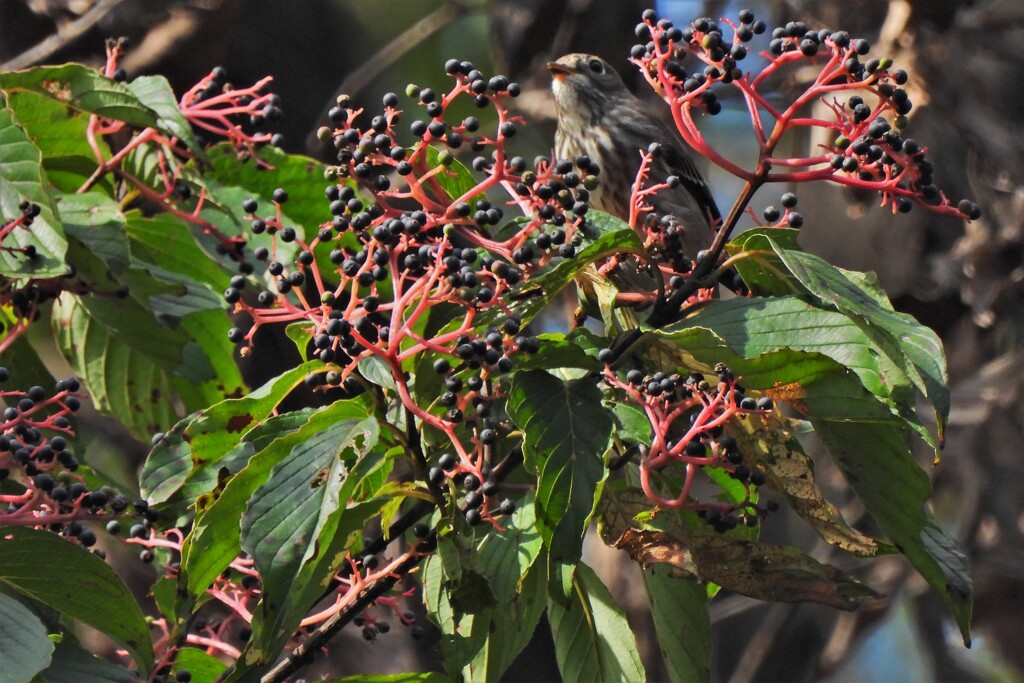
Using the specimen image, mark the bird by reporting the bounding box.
[547,53,720,260]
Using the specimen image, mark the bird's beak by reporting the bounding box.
[547,62,575,80]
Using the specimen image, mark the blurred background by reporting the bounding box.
[2,0,1022,680]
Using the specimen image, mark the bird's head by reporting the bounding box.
[547,53,630,122]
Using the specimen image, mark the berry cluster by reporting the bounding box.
[0,201,43,259]
[0,201,75,354]
[426,447,516,527]
[758,191,803,228]
[223,59,608,520]
[601,359,775,528]
[0,369,141,551]
[628,9,979,220]
[352,598,423,642]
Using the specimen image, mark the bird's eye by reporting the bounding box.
[588,59,604,74]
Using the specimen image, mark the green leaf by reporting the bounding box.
[121,212,244,405]
[462,498,545,681]
[124,75,202,156]
[322,674,451,683]
[778,248,949,442]
[4,91,113,194]
[547,563,645,683]
[359,354,398,392]
[727,233,948,446]
[125,212,232,290]
[674,296,886,397]
[642,323,970,639]
[509,330,603,373]
[175,307,246,408]
[465,556,547,682]
[507,370,614,562]
[578,210,636,240]
[239,400,380,662]
[423,146,480,204]
[0,101,68,277]
[726,227,802,297]
[0,65,160,127]
[180,411,318,610]
[642,567,710,683]
[3,90,105,160]
[422,540,488,676]
[0,589,52,683]
[35,632,140,683]
[139,361,321,505]
[51,293,194,440]
[172,647,227,683]
[202,143,326,237]
[58,191,130,275]
[423,504,546,681]
[285,320,315,358]
[477,227,645,329]
[149,575,177,627]
[816,421,972,644]
[0,527,153,674]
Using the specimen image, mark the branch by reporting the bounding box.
[259,537,437,683]
[1,0,126,71]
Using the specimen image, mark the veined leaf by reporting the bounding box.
[3,90,113,195]
[0,101,67,277]
[139,361,323,506]
[178,410,317,615]
[0,527,153,674]
[239,401,380,665]
[203,143,327,237]
[643,321,971,641]
[124,75,202,156]
[643,566,710,683]
[817,421,972,644]
[423,499,546,681]
[728,232,948,447]
[0,64,159,128]
[507,370,613,562]
[0,590,52,683]
[547,563,645,683]
[52,294,186,440]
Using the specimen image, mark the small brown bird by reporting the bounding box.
[548,53,719,258]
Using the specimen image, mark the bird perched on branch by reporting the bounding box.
[547,53,719,259]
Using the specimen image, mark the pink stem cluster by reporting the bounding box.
[602,367,767,516]
[127,528,423,679]
[633,12,976,240]
[232,72,591,517]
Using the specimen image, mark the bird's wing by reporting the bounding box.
[657,126,721,222]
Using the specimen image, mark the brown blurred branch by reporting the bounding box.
[305,1,467,152]
[1,0,124,70]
